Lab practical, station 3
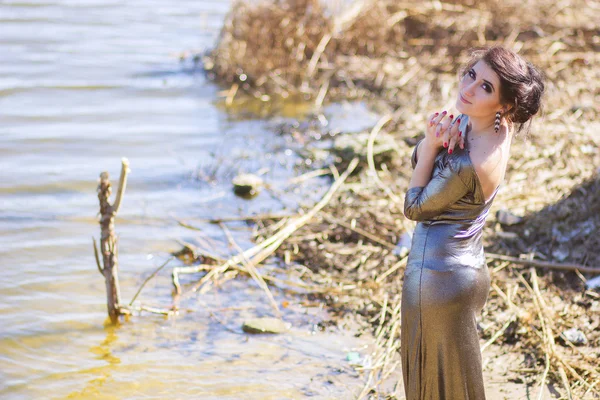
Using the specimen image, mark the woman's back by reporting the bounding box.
[463,115,512,202]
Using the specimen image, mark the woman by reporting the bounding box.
[401,46,545,400]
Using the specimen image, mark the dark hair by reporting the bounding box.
[461,46,545,133]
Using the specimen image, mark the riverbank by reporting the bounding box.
[1,1,386,398]
[188,0,600,398]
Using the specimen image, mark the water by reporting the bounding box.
[0,1,377,398]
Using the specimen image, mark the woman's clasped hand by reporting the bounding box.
[425,111,465,155]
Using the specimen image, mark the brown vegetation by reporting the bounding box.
[189,0,600,397]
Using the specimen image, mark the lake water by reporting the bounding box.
[0,1,381,398]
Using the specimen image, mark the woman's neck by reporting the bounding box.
[465,114,513,148]
[467,114,496,137]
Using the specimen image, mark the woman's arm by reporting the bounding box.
[404,113,469,221]
[408,111,456,186]
[404,156,470,221]
[409,138,439,189]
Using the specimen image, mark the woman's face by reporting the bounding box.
[455,60,503,118]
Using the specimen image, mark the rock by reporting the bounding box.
[552,245,570,262]
[586,275,600,290]
[561,328,587,346]
[242,317,291,334]
[331,132,396,167]
[232,173,263,197]
[496,209,523,226]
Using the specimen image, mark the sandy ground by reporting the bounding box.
[324,326,561,399]
[483,344,559,400]
[381,344,560,400]
[344,341,561,399]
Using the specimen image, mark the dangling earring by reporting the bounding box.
[494,111,501,133]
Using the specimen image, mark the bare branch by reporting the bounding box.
[113,157,130,215]
[129,257,174,306]
[93,237,103,275]
[486,253,599,274]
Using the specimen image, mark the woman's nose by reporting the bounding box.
[464,82,477,96]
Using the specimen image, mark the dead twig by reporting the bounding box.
[180,213,296,225]
[173,158,360,297]
[487,253,600,274]
[366,114,402,204]
[129,257,174,306]
[480,314,517,352]
[321,211,396,250]
[93,237,103,275]
[96,158,130,324]
[219,222,282,317]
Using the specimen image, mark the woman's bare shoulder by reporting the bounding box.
[467,133,510,201]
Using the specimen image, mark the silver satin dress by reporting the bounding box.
[401,118,496,400]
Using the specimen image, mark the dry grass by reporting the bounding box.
[184,0,600,398]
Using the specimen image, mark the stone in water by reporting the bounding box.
[242,317,291,334]
[232,174,263,197]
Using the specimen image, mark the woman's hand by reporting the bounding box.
[423,111,465,154]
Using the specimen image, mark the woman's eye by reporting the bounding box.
[468,70,475,79]
[482,84,492,93]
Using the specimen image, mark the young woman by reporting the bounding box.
[401,47,545,399]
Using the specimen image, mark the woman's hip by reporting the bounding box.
[402,261,490,313]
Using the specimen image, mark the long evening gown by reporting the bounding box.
[401,116,496,400]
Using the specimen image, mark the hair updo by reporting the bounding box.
[461,46,546,133]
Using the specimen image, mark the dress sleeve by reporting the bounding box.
[404,156,470,221]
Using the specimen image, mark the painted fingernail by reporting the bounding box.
[444,142,448,147]
[435,112,439,116]
[448,149,453,154]
[449,114,454,119]
[457,118,461,123]
[442,110,447,115]
[459,131,462,137]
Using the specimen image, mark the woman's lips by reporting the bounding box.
[459,93,472,104]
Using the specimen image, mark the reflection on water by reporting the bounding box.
[0,0,378,398]
[68,326,120,399]
[0,283,369,398]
